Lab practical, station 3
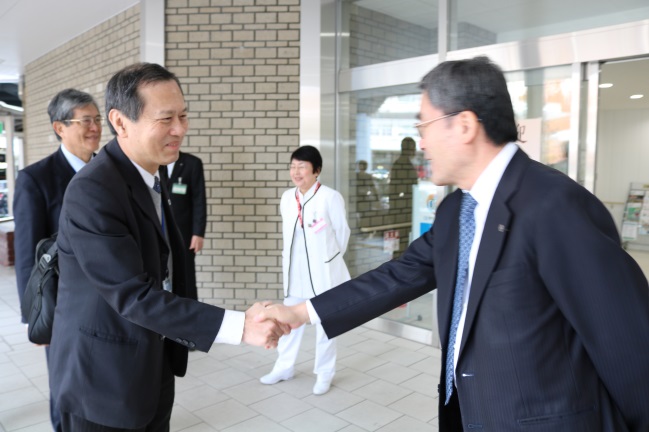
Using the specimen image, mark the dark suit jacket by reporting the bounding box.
[13,147,75,322]
[311,148,649,431]
[162,151,206,247]
[49,139,224,429]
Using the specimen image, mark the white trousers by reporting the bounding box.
[270,296,336,378]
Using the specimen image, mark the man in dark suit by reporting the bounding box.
[13,88,102,432]
[162,151,207,293]
[387,136,418,215]
[49,63,287,431]
[258,57,649,431]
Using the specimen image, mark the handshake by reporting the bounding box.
[242,301,310,349]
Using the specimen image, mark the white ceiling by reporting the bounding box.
[0,0,138,82]
[0,0,647,110]
[599,58,649,111]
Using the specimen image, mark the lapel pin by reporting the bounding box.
[498,224,507,232]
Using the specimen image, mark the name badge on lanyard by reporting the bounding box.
[172,177,188,195]
[296,182,321,228]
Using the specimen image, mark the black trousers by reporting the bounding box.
[45,346,63,432]
[61,356,174,432]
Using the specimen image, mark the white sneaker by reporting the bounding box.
[313,376,332,395]
[259,369,294,385]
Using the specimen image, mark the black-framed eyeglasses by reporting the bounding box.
[414,111,461,138]
[65,116,104,127]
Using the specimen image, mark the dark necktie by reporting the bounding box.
[445,192,477,405]
[152,176,163,225]
[152,175,173,291]
[153,175,162,194]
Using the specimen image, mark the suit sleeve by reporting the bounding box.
[536,188,649,430]
[312,227,437,338]
[60,176,223,352]
[190,157,207,237]
[12,171,48,322]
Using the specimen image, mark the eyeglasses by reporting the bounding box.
[289,163,311,172]
[414,111,461,137]
[65,116,104,127]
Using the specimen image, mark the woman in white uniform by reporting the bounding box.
[260,145,351,395]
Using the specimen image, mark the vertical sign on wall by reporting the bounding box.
[517,118,543,162]
[384,230,400,254]
[411,181,438,240]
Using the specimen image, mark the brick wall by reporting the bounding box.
[23,6,141,165]
[165,0,300,309]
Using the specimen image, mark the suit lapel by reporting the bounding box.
[103,139,166,242]
[458,149,530,357]
[159,175,188,295]
[54,147,76,188]
[436,189,463,346]
[170,152,185,184]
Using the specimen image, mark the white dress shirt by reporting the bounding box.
[60,143,92,173]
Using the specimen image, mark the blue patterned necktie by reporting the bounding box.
[153,176,162,194]
[445,192,477,405]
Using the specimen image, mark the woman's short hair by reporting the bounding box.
[291,145,322,174]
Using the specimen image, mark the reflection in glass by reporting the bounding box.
[505,66,572,174]
[341,84,436,329]
[338,67,573,331]
[448,0,649,50]
[341,0,438,68]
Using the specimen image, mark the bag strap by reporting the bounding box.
[37,236,59,274]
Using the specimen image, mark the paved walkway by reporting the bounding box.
[0,265,441,431]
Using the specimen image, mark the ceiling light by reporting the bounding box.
[599,83,613,88]
[630,94,644,99]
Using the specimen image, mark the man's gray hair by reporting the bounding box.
[47,89,99,141]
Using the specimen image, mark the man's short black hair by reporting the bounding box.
[105,62,182,136]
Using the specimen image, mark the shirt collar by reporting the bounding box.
[130,160,158,191]
[60,143,92,173]
[166,161,175,178]
[466,142,518,208]
[297,181,320,200]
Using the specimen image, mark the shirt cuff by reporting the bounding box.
[306,300,321,325]
[214,310,245,345]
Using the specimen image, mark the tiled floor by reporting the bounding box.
[0,265,441,432]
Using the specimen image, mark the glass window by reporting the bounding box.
[339,84,438,330]
[505,66,573,173]
[337,66,573,331]
[341,0,438,68]
[449,0,649,50]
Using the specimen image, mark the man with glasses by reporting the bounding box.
[13,88,102,432]
[258,56,649,431]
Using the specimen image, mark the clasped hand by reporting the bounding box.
[242,301,310,349]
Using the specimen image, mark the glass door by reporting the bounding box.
[593,57,649,275]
